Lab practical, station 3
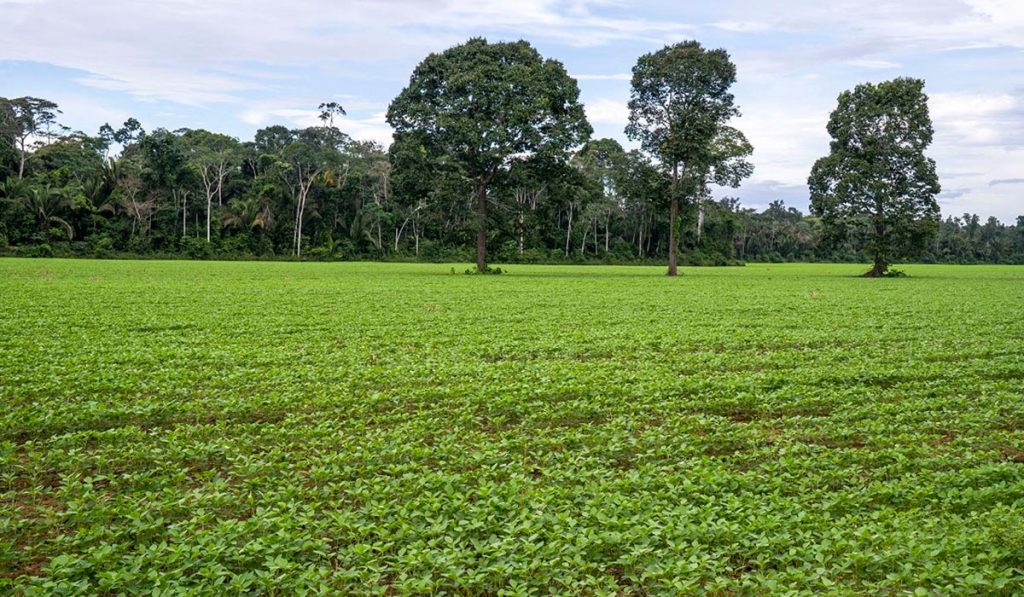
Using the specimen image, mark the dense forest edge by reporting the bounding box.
[2,41,1023,268]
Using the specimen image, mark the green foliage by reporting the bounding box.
[0,96,63,179]
[463,265,503,275]
[625,41,751,275]
[387,37,592,271]
[2,260,1024,593]
[626,42,738,172]
[387,38,591,182]
[1,85,1021,267]
[809,78,941,276]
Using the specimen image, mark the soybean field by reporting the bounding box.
[2,259,1024,594]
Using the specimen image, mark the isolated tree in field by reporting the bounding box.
[626,41,747,276]
[809,78,940,277]
[387,37,591,272]
[0,97,62,179]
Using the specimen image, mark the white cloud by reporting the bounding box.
[584,98,629,126]
[239,104,394,146]
[712,21,774,33]
[0,0,694,105]
[930,91,1019,147]
[3,0,1024,220]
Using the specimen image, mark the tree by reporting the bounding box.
[389,132,441,257]
[278,126,347,257]
[318,102,346,128]
[0,97,62,179]
[139,129,193,238]
[183,130,240,242]
[696,126,753,244]
[809,78,941,277]
[387,37,591,272]
[626,41,743,276]
[4,182,74,241]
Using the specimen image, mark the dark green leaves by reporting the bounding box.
[626,41,739,172]
[386,37,591,180]
[809,78,941,275]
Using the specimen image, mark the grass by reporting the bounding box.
[2,259,1023,594]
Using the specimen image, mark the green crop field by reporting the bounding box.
[2,259,1023,594]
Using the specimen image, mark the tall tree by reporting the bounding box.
[808,78,941,277]
[278,126,347,257]
[577,139,628,254]
[387,37,591,272]
[139,129,192,238]
[183,130,240,242]
[0,97,62,179]
[626,41,743,276]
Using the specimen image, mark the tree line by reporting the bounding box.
[2,39,1022,271]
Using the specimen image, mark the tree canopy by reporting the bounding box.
[809,77,941,276]
[626,41,751,276]
[387,37,591,272]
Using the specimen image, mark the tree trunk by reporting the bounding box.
[296,192,306,258]
[474,178,487,272]
[414,216,420,257]
[518,211,525,255]
[637,218,643,257]
[17,138,27,179]
[604,216,610,253]
[866,221,887,277]
[216,166,224,206]
[564,203,574,257]
[866,255,888,277]
[696,199,705,243]
[206,194,212,243]
[293,191,303,257]
[667,197,679,276]
[668,163,680,276]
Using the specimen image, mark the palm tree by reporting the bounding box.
[1,181,74,241]
[221,194,274,233]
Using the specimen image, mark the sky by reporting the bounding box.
[1,0,1022,221]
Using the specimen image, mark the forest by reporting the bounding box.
[2,42,1023,268]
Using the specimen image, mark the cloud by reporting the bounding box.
[584,97,629,126]
[930,91,1020,147]
[712,21,774,33]
[0,0,695,105]
[990,178,1024,186]
[239,102,394,146]
[715,179,810,212]
[938,187,970,201]
[3,0,1024,221]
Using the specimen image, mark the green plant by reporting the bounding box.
[2,260,1022,594]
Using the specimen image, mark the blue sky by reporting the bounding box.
[2,0,1022,221]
